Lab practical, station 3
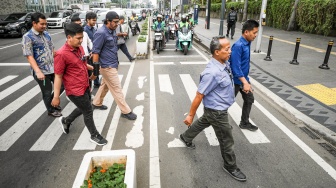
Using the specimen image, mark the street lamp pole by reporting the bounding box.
[219,0,226,36]
[254,0,268,53]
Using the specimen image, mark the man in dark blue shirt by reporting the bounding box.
[180,36,246,182]
[83,12,100,88]
[91,11,137,120]
[230,20,259,131]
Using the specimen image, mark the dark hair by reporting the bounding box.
[242,20,259,34]
[210,36,226,55]
[64,22,83,37]
[71,16,81,23]
[31,12,46,24]
[119,15,124,20]
[86,12,97,21]
[230,7,234,11]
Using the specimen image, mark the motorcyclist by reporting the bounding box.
[188,12,194,27]
[152,14,166,50]
[168,14,174,22]
[175,15,190,50]
[129,11,141,33]
[174,11,180,22]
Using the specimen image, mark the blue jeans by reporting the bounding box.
[118,43,132,60]
[66,88,99,136]
[34,73,64,113]
[182,107,237,171]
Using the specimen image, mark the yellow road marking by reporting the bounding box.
[296,84,336,105]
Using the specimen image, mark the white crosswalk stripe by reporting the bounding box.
[0,76,34,101]
[0,75,18,86]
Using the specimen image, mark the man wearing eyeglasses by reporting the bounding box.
[91,11,137,120]
[180,36,246,182]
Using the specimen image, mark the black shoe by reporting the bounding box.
[90,134,108,146]
[226,34,229,37]
[239,122,258,131]
[152,48,156,50]
[94,84,100,88]
[55,106,62,111]
[222,167,246,182]
[121,111,137,120]
[129,57,136,62]
[179,134,195,149]
[48,111,62,117]
[92,104,108,110]
[231,36,233,39]
[58,117,71,134]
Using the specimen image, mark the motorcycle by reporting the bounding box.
[130,21,138,36]
[153,28,164,54]
[152,15,157,23]
[168,22,177,40]
[176,27,192,55]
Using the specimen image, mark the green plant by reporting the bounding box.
[80,163,126,188]
[138,35,147,42]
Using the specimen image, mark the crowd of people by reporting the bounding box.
[22,8,259,182]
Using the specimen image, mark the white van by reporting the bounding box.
[47,10,72,28]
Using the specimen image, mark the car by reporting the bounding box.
[96,10,130,39]
[65,10,88,27]
[47,10,72,28]
[0,12,33,37]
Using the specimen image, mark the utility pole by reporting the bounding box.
[205,0,210,29]
[219,0,226,35]
[254,0,268,53]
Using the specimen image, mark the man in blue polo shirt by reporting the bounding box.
[180,36,246,182]
[91,11,137,120]
[230,20,259,131]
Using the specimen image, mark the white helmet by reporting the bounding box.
[157,14,163,19]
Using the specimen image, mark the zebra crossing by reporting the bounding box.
[0,67,273,152]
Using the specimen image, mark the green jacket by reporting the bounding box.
[188,18,194,26]
[179,22,190,29]
[152,21,166,31]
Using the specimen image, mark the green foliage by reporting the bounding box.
[267,0,293,29]
[297,0,336,35]
[80,163,127,188]
[138,35,147,42]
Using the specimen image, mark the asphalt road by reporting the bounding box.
[0,23,336,188]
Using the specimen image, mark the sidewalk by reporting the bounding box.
[193,17,336,146]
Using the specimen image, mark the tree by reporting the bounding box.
[242,0,248,22]
[287,0,300,31]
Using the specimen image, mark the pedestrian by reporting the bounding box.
[180,36,246,182]
[91,11,137,120]
[22,12,64,117]
[226,7,237,39]
[230,19,259,131]
[116,15,135,62]
[71,16,94,91]
[51,22,107,146]
[83,11,100,88]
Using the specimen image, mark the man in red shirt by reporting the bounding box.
[51,22,107,146]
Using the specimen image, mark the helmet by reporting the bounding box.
[181,15,186,23]
[188,12,192,15]
[157,14,162,21]
[132,11,136,16]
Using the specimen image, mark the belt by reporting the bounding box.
[204,107,227,112]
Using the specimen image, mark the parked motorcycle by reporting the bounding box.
[176,27,192,55]
[154,28,164,54]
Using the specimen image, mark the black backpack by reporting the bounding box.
[229,11,237,22]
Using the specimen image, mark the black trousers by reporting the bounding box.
[118,43,132,60]
[33,73,64,113]
[227,22,236,37]
[66,88,98,136]
[234,84,254,125]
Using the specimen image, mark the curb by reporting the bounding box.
[193,37,336,147]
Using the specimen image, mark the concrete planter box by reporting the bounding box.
[72,149,136,188]
[136,35,149,58]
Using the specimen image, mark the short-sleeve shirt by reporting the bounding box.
[197,58,235,111]
[22,28,54,75]
[54,43,89,96]
[92,25,119,68]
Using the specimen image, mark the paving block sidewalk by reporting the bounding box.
[193,17,336,146]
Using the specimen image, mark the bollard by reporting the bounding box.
[319,40,334,70]
[289,38,301,65]
[264,36,274,61]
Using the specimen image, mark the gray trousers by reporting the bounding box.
[182,107,237,171]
